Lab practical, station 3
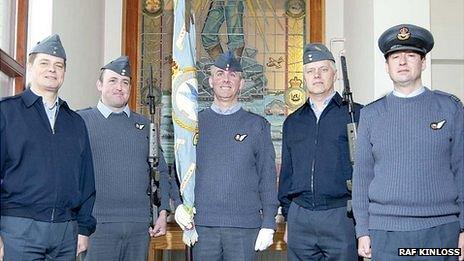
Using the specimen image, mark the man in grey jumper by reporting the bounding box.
[352,24,464,260]
[175,51,278,260]
[78,56,180,260]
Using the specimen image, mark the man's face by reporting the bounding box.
[209,67,244,103]
[97,69,131,110]
[385,50,425,87]
[303,60,337,97]
[28,53,66,93]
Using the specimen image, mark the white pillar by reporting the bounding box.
[51,0,105,109]
[103,0,123,64]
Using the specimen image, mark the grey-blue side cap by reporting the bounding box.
[303,43,335,65]
[29,34,67,61]
[101,56,131,77]
[378,24,434,57]
[213,51,242,72]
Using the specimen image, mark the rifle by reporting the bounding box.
[340,53,357,165]
[340,52,357,216]
[147,64,161,227]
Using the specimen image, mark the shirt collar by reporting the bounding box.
[298,92,343,115]
[211,102,242,115]
[30,88,59,110]
[22,87,67,109]
[309,91,336,111]
[97,100,131,118]
[392,86,425,98]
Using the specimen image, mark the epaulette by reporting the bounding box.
[244,108,269,120]
[75,107,93,113]
[433,90,463,107]
[0,93,22,103]
[239,108,270,126]
[365,95,387,107]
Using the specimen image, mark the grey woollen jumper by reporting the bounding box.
[195,108,279,229]
[78,108,171,223]
[352,88,464,237]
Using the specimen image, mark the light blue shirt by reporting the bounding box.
[309,91,336,122]
[97,100,131,118]
[211,102,242,115]
[392,86,425,98]
[30,88,59,130]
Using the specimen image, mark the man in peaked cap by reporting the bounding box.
[353,24,464,260]
[174,51,278,260]
[78,56,181,261]
[0,34,97,260]
[278,43,362,260]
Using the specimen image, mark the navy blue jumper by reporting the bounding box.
[0,88,96,236]
[278,93,362,217]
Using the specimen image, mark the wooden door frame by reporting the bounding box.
[122,0,325,109]
[0,0,29,94]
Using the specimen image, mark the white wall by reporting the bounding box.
[51,0,104,110]
[103,0,123,64]
[325,0,345,94]
[344,0,375,105]
[430,0,464,100]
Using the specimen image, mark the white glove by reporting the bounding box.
[182,229,199,247]
[175,204,195,230]
[254,228,274,251]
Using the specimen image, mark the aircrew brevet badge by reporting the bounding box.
[430,119,446,130]
[135,123,145,130]
[234,134,248,142]
[397,26,411,41]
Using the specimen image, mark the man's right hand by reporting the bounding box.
[357,236,372,258]
[0,236,4,261]
[174,204,194,230]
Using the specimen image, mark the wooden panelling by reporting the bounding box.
[123,0,140,110]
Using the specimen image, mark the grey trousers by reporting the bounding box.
[370,221,460,261]
[84,222,149,261]
[193,226,260,261]
[0,216,77,261]
[286,203,358,261]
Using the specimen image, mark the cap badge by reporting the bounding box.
[430,119,446,130]
[234,133,248,142]
[397,27,411,41]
